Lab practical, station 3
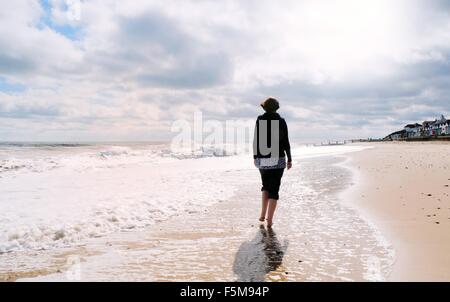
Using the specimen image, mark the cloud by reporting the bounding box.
[0,1,82,83]
[0,0,449,142]
[116,11,233,88]
[0,54,36,74]
[135,52,232,89]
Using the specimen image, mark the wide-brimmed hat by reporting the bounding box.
[260,97,280,112]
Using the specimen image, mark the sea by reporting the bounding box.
[0,142,394,281]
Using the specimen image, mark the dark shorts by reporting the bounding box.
[259,168,284,200]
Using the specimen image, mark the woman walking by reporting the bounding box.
[253,97,292,228]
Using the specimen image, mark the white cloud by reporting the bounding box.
[0,0,450,142]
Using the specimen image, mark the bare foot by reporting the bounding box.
[259,216,265,222]
[266,221,273,228]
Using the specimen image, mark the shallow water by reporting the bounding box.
[0,153,394,282]
[274,156,394,281]
[0,142,251,253]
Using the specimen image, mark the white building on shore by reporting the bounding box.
[385,115,450,140]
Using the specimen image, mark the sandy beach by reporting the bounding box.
[345,142,450,281]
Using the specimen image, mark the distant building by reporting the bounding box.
[422,120,435,137]
[435,115,449,135]
[404,123,422,138]
[384,129,406,141]
[385,115,450,140]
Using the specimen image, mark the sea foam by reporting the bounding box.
[0,143,368,254]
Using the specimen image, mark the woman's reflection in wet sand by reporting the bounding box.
[233,225,289,281]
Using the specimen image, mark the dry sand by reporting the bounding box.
[345,142,450,281]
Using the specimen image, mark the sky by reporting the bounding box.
[0,0,449,143]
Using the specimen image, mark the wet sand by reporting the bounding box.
[345,142,450,281]
[1,155,393,282]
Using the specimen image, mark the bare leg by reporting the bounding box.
[266,199,278,227]
[259,191,269,221]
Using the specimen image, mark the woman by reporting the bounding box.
[253,97,292,228]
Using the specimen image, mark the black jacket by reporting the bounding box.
[253,112,292,162]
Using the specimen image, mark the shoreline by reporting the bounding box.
[344,142,450,281]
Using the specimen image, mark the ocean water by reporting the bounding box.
[0,143,374,255]
[277,156,394,281]
[0,142,395,281]
[0,142,251,254]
